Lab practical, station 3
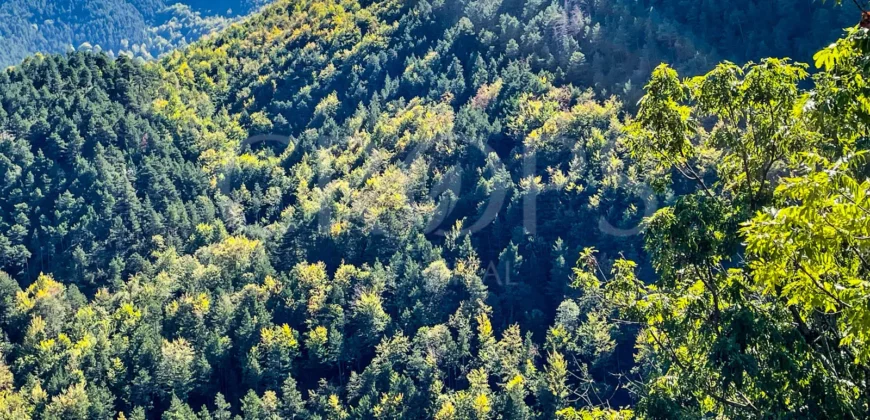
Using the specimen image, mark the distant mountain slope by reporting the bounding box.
[0,0,272,67]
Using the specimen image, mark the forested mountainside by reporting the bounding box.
[1,0,870,418]
[0,0,854,90]
[0,0,272,67]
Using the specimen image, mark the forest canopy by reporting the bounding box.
[0,0,869,418]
